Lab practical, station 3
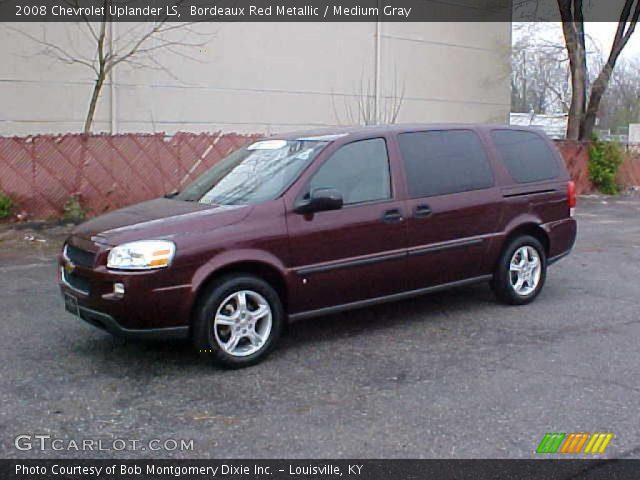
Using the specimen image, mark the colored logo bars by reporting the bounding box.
[536,433,613,454]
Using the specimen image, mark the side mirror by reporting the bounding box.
[294,188,344,214]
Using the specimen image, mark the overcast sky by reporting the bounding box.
[588,22,640,57]
[514,22,640,60]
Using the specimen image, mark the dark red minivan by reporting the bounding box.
[60,124,577,367]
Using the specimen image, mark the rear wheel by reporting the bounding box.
[192,275,284,368]
[494,235,547,305]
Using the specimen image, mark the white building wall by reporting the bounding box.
[0,21,511,136]
[629,124,640,144]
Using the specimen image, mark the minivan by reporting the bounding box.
[60,124,577,367]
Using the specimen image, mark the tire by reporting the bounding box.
[493,235,547,305]
[192,274,284,368]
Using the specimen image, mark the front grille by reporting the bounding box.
[64,244,95,268]
[62,269,91,295]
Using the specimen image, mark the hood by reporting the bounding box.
[72,198,250,245]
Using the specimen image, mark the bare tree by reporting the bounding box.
[557,0,640,140]
[332,71,406,126]
[511,25,572,114]
[598,58,640,133]
[5,1,209,133]
[510,22,606,115]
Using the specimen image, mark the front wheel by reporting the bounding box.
[493,235,547,305]
[192,275,284,368]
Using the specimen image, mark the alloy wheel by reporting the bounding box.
[213,290,272,357]
[509,246,542,296]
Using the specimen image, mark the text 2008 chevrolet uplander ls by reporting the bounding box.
[60,124,577,367]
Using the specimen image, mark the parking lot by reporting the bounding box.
[1,195,639,459]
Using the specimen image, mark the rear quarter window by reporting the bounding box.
[491,130,560,183]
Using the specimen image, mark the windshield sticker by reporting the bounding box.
[247,140,288,150]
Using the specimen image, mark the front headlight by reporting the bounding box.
[107,240,176,270]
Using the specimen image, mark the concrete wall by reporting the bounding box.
[0,21,511,136]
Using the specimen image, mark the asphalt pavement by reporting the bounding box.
[1,195,639,459]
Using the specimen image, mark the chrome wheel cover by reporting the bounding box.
[213,290,272,357]
[509,246,542,296]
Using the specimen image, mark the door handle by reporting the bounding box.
[382,209,404,224]
[414,204,433,219]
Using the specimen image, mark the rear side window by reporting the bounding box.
[398,130,494,198]
[309,138,391,205]
[491,130,559,183]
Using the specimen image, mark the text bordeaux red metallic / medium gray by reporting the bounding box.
[59,124,577,367]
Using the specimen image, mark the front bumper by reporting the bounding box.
[58,240,194,334]
[70,303,189,340]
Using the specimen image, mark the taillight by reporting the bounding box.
[567,181,577,215]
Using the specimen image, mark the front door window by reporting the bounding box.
[308,138,391,205]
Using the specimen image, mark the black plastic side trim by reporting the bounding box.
[289,274,493,322]
[296,252,406,276]
[547,249,572,266]
[503,189,557,198]
[408,238,484,257]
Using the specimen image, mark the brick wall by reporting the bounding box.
[618,148,640,188]
[554,140,592,194]
[555,140,640,194]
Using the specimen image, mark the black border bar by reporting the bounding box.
[3,459,640,480]
[0,0,633,22]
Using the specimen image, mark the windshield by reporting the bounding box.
[176,139,328,205]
